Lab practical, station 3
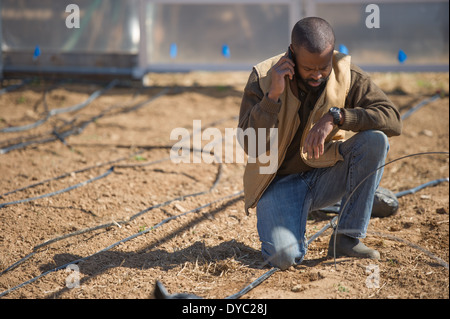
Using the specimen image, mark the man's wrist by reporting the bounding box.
[261,93,282,114]
[328,107,343,126]
[267,90,280,102]
[339,110,344,126]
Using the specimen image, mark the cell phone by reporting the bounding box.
[288,46,296,64]
[288,46,296,79]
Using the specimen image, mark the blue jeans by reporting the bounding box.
[256,130,389,270]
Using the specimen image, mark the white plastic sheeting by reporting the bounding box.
[1,0,448,78]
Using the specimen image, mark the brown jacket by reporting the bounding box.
[238,51,402,213]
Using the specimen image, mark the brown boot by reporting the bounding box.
[328,233,380,259]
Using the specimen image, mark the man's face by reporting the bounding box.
[293,45,333,90]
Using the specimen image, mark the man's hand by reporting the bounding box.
[303,114,335,159]
[267,52,295,102]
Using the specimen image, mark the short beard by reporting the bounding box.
[300,75,329,92]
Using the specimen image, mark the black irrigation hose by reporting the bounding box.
[0,113,238,276]
[0,190,244,298]
[0,115,235,205]
[226,169,449,299]
[0,154,170,208]
[394,177,449,198]
[226,268,279,300]
[1,82,61,134]
[0,167,115,209]
[0,89,446,298]
[0,126,226,281]
[317,178,450,214]
[35,159,223,250]
[401,93,441,121]
[0,160,223,276]
[332,151,450,270]
[367,230,449,269]
[0,87,177,198]
[0,152,137,199]
[0,86,169,154]
[226,151,449,299]
[0,80,118,133]
[225,216,338,299]
[244,89,449,294]
[4,174,445,297]
[0,79,32,96]
[0,112,52,135]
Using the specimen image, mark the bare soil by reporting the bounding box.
[0,71,448,300]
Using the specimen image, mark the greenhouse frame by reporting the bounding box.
[1,0,448,79]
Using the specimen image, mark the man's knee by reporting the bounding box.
[360,130,389,154]
[349,130,389,166]
[270,252,297,271]
[263,227,304,270]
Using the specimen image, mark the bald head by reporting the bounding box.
[291,17,335,54]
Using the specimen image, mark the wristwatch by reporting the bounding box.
[328,107,342,125]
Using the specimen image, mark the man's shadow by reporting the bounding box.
[43,240,261,299]
[40,197,341,299]
[40,195,265,298]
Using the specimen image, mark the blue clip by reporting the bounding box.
[338,44,349,55]
[398,50,407,63]
[222,44,230,59]
[170,43,177,59]
[33,45,41,61]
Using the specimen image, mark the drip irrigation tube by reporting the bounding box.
[0,86,169,154]
[401,93,441,121]
[226,171,449,299]
[36,161,223,250]
[0,88,447,299]
[0,151,142,199]
[0,167,114,209]
[394,177,449,198]
[0,190,244,298]
[368,231,449,269]
[224,152,449,299]
[0,112,232,207]
[0,79,32,96]
[318,177,449,214]
[225,216,338,299]
[0,138,228,275]
[0,160,223,276]
[0,80,118,133]
[0,113,238,281]
[332,152,450,270]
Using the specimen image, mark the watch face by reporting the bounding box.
[329,107,340,124]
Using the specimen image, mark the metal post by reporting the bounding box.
[0,0,3,80]
[133,0,148,79]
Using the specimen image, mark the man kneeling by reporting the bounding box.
[238,17,402,270]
